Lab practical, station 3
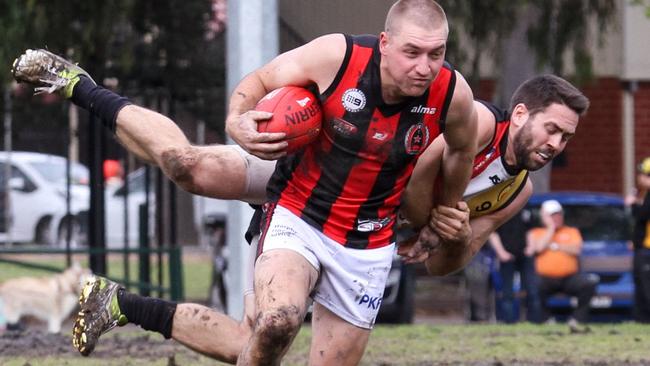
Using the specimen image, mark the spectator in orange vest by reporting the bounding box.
[528,199,598,330]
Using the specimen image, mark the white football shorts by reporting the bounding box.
[258,205,394,329]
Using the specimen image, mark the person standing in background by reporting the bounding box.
[490,211,541,323]
[626,157,650,323]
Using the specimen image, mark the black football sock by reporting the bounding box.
[70,75,131,133]
[117,288,177,339]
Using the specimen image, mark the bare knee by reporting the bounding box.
[253,306,303,349]
[160,147,202,194]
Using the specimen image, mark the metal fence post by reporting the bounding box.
[88,114,106,275]
[169,245,184,301]
[138,202,150,297]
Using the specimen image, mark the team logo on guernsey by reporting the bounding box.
[330,117,358,137]
[356,217,391,232]
[342,88,366,112]
[473,147,497,175]
[404,123,429,155]
[497,179,517,202]
[411,105,437,115]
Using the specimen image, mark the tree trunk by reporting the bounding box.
[497,6,552,194]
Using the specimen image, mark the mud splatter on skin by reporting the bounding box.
[161,148,199,190]
[251,305,303,364]
[335,349,346,362]
[178,306,221,329]
[193,308,218,324]
[160,148,227,196]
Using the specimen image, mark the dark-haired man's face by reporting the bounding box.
[512,103,579,171]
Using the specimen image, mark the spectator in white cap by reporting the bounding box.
[541,200,563,215]
[527,199,598,332]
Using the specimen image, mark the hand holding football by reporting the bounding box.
[255,86,322,154]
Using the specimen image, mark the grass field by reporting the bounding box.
[1,250,649,365]
[0,322,649,365]
[0,249,212,300]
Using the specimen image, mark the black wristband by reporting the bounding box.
[71,76,131,133]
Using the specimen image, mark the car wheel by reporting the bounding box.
[57,217,84,248]
[34,216,54,245]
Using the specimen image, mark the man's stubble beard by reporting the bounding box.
[512,121,545,172]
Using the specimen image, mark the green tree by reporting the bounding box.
[0,2,32,86]
[526,0,616,82]
[443,1,521,90]
[442,0,617,87]
[631,0,650,16]
[128,0,226,135]
[0,1,136,156]
[1,0,226,146]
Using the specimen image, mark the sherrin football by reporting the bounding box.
[255,86,322,154]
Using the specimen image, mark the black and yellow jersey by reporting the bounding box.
[463,101,528,219]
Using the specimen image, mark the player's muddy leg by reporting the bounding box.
[238,249,318,365]
[172,301,253,363]
[309,302,371,366]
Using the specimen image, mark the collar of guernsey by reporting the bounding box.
[464,114,528,219]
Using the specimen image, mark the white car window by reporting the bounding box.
[114,168,152,196]
[28,161,89,186]
[0,163,37,192]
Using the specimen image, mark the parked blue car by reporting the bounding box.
[524,192,634,321]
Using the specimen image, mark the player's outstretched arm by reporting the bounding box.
[400,73,478,263]
[402,136,445,228]
[225,34,346,159]
[404,100,497,228]
[424,179,532,276]
[438,71,478,208]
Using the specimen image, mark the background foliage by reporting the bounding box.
[0,0,226,160]
[0,0,620,156]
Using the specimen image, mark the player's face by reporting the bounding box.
[379,22,448,100]
[512,103,579,171]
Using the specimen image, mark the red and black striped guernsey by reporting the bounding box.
[266,34,456,249]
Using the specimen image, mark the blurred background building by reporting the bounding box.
[0,0,648,243]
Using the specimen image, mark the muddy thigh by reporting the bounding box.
[239,249,318,363]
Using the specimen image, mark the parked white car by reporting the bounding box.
[104,167,152,248]
[104,167,229,248]
[0,151,89,246]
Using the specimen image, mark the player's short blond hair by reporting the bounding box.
[385,0,448,34]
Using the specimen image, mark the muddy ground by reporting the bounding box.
[0,276,464,363]
[0,327,199,361]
